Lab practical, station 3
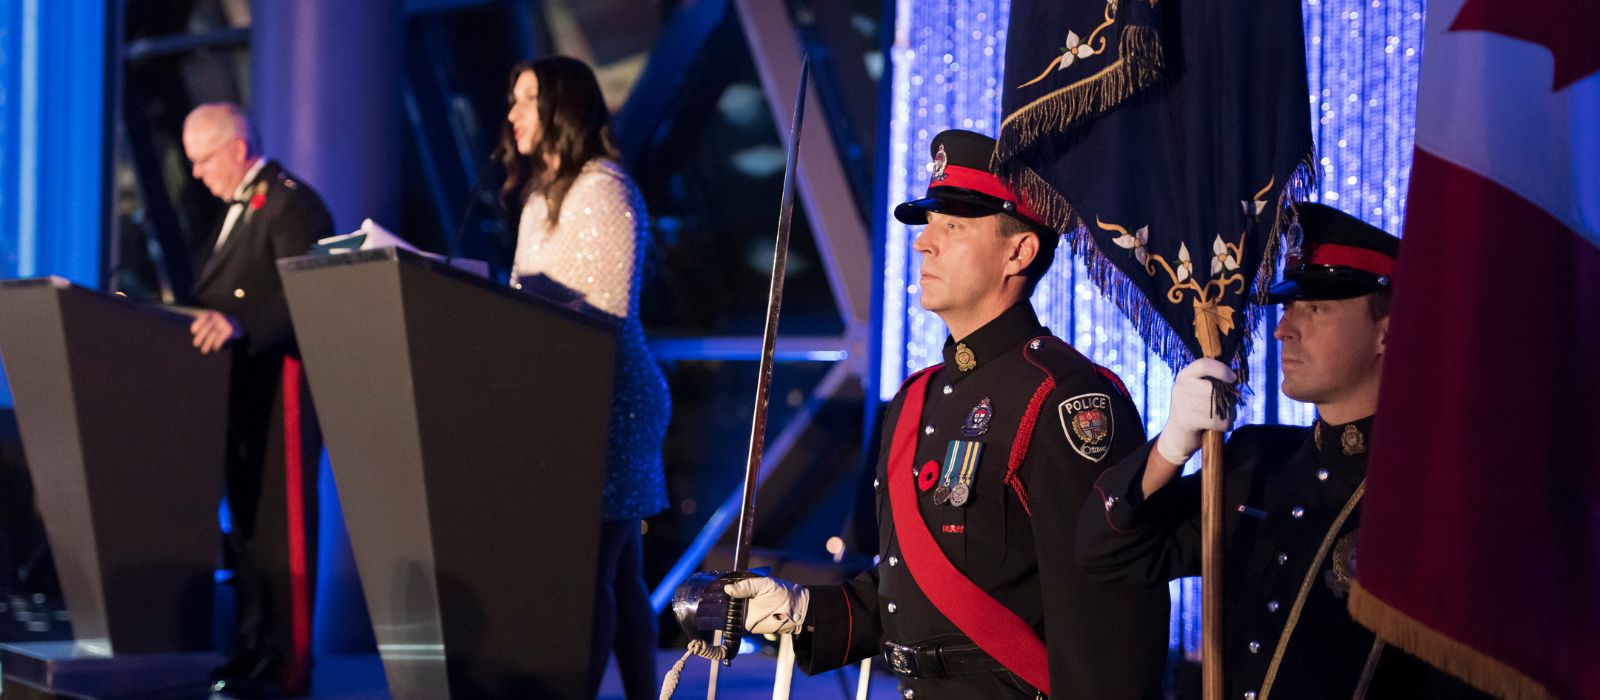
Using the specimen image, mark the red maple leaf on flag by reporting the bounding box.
[1450,0,1600,90]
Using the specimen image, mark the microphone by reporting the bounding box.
[447,145,506,262]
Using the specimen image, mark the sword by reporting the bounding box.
[719,53,811,667]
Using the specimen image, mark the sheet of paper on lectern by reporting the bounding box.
[314,218,489,279]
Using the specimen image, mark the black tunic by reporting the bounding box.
[798,302,1170,699]
[1078,418,1488,699]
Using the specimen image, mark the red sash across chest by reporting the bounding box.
[886,368,1051,695]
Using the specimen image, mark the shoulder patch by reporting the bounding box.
[1058,393,1114,462]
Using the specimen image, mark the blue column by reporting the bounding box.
[251,0,405,655]
[252,0,405,234]
[0,0,108,407]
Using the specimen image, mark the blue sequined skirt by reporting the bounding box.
[602,320,670,521]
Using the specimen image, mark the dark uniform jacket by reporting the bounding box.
[190,160,331,677]
[192,160,332,356]
[1078,418,1488,699]
[798,302,1170,699]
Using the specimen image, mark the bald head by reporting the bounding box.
[183,102,260,199]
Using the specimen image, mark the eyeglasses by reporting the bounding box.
[189,136,239,170]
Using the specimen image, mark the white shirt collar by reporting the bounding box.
[230,157,269,201]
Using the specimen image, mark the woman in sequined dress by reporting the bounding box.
[501,55,669,700]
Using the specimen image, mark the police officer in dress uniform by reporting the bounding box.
[1075,204,1487,699]
[182,103,333,699]
[724,130,1170,699]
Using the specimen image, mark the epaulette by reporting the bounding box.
[1021,335,1132,400]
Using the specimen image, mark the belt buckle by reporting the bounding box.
[882,641,921,679]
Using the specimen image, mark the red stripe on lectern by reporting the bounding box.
[282,357,311,686]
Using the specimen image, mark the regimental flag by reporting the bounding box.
[997,0,1312,373]
[1351,1,1600,698]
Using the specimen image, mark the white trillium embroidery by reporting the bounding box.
[1057,31,1097,70]
[1111,225,1151,266]
[1211,235,1241,276]
[1175,242,1194,283]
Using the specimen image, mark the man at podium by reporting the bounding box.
[181,102,333,698]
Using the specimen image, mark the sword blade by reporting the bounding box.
[721,54,811,665]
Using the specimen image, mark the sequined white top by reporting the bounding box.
[514,159,644,319]
[512,158,670,521]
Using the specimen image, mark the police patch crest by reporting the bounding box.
[1059,393,1113,462]
[962,398,992,437]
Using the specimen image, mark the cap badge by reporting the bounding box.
[1284,219,1306,268]
[930,144,949,184]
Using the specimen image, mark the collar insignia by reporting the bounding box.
[954,342,976,372]
[1341,424,1367,456]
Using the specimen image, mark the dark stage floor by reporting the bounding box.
[598,649,902,700]
[0,646,903,699]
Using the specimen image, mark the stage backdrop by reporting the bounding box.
[0,0,109,408]
[880,0,1424,655]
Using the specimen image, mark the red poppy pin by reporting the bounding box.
[246,181,267,212]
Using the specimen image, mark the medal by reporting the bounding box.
[942,439,984,508]
[950,483,971,507]
[932,450,962,504]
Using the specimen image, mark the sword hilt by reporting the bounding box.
[719,596,746,665]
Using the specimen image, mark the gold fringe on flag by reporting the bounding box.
[995,25,1163,163]
[1349,581,1557,700]
[998,152,1316,387]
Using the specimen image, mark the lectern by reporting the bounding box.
[279,249,616,699]
[0,277,229,694]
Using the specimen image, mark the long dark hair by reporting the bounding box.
[499,56,618,228]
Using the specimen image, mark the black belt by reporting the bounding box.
[881,638,1007,680]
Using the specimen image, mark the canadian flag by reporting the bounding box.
[1351,0,1600,698]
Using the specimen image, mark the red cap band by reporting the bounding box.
[1304,242,1394,277]
[930,164,1044,226]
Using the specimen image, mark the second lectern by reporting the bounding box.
[279,249,616,699]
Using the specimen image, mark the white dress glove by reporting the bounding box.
[724,576,810,635]
[1155,358,1238,465]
